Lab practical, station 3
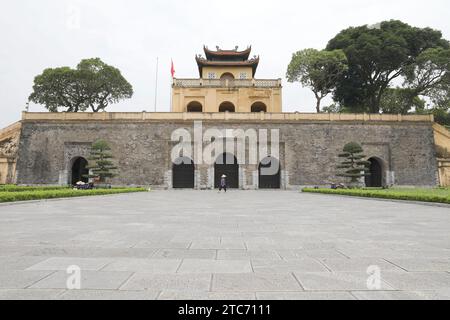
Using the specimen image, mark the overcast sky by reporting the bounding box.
[1,0,449,128]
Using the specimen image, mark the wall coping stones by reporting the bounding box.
[21,112,434,124]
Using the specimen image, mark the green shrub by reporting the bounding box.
[0,188,147,203]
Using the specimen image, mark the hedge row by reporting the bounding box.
[302,188,450,204]
[0,188,147,203]
[0,185,70,192]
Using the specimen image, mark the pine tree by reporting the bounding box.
[85,140,118,183]
[337,142,370,185]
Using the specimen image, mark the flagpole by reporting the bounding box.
[154,57,159,112]
[170,59,173,112]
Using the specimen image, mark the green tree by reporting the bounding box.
[86,140,118,183]
[326,20,449,113]
[403,47,450,97]
[379,88,425,114]
[287,49,348,113]
[29,58,133,112]
[337,142,371,185]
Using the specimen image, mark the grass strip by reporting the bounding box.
[0,185,70,192]
[0,188,147,203]
[302,188,450,204]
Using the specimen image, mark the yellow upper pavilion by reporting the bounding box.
[171,46,282,113]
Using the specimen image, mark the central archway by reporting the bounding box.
[215,153,239,189]
[71,157,89,185]
[251,102,267,113]
[173,157,195,189]
[365,158,383,187]
[220,73,235,81]
[219,102,236,113]
[259,157,281,189]
[186,101,203,113]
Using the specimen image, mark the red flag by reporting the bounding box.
[171,60,175,78]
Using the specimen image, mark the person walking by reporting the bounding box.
[219,174,227,193]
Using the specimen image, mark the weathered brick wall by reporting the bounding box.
[15,120,439,187]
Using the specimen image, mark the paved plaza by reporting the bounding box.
[0,190,450,300]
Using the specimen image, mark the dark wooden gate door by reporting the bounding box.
[71,157,88,185]
[259,157,280,189]
[214,153,239,188]
[365,158,382,187]
[173,158,195,189]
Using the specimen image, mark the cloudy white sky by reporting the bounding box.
[0,0,449,128]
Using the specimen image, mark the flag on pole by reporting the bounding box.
[171,59,175,78]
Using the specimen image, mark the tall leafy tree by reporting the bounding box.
[326,20,449,113]
[403,47,450,99]
[29,58,133,112]
[86,140,118,183]
[337,142,370,185]
[379,88,425,114]
[287,49,348,113]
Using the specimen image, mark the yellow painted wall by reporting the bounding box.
[202,66,253,80]
[433,123,450,187]
[438,159,450,187]
[0,122,21,184]
[0,158,16,185]
[172,86,282,113]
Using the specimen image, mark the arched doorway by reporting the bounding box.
[251,102,267,113]
[186,101,203,112]
[215,153,239,189]
[219,102,236,113]
[71,157,89,185]
[259,157,281,189]
[173,157,195,189]
[365,158,383,187]
[220,73,235,81]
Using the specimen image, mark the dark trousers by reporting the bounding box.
[219,185,227,192]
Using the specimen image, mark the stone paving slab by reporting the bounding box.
[1,190,450,299]
[381,272,450,290]
[217,250,281,261]
[252,259,329,273]
[102,258,182,273]
[58,289,159,300]
[212,273,303,292]
[22,247,158,259]
[29,271,133,290]
[178,259,253,274]
[319,258,403,272]
[120,273,212,291]
[0,256,49,271]
[385,258,450,272]
[0,270,54,289]
[27,257,113,271]
[351,291,430,300]
[0,289,64,300]
[294,272,395,291]
[255,291,356,300]
[153,249,216,260]
[157,291,257,300]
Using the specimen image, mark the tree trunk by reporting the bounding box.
[315,95,322,113]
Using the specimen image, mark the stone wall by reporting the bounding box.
[15,113,439,188]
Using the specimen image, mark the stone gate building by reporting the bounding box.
[1,46,449,188]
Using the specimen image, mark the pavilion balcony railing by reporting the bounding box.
[173,78,282,88]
